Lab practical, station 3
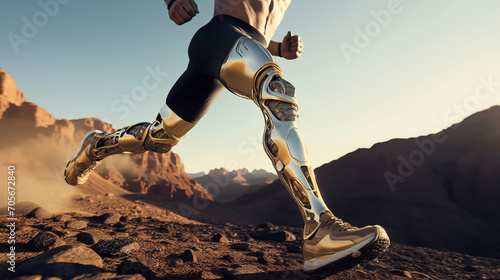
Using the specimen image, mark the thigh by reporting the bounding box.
[166,62,224,123]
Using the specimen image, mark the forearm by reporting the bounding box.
[267,41,281,57]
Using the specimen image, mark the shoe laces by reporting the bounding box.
[321,215,357,232]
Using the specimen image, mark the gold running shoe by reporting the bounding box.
[64,130,103,186]
[303,210,390,272]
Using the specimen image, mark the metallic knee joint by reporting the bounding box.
[93,105,194,158]
[220,37,329,239]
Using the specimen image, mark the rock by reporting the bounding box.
[221,254,234,262]
[91,239,140,257]
[230,243,251,251]
[224,265,264,278]
[241,234,254,241]
[230,264,242,269]
[169,259,183,267]
[27,207,53,219]
[200,270,218,280]
[464,265,479,272]
[49,226,67,237]
[70,273,146,280]
[257,256,269,265]
[114,232,129,238]
[249,229,296,242]
[212,233,229,243]
[114,222,126,228]
[18,245,103,279]
[65,220,88,230]
[255,222,276,230]
[118,260,156,279]
[177,233,199,243]
[54,214,73,223]
[18,224,34,232]
[390,270,412,278]
[247,252,264,258]
[27,231,65,251]
[130,232,147,239]
[96,213,121,225]
[180,249,197,263]
[190,245,201,251]
[137,256,159,270]
[159,224,170,232]
[403,271,413,278]
[77,229,113,245]
[286,244,302,253]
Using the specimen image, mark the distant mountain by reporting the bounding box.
[220,106,500,259]
[0,66,26,118]
[0,67,212,212]
[194,168,278,203]
[187,171,206,179]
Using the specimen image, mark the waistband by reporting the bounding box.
[211,14,267,46]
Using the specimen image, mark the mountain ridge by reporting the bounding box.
[0,67,212,213]
[193,168,278,203]
[214,105,500,259]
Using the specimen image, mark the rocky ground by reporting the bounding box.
[1,194,499,280]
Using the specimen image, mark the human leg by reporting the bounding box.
[219,36,390,271]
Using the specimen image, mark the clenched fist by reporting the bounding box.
[165,0,199,25]
[281,31,303,60]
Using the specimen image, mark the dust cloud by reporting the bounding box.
[0,135,76,214]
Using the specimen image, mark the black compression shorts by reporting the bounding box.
[165,15,267,123]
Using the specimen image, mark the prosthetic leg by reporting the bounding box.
[220,37,390,272]
[64,105,194,186]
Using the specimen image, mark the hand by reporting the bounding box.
[166,0,199,25]
[281,31,303,60]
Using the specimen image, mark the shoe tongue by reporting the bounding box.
[319,210,334,223]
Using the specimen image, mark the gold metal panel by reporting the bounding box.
[220,36,278,102]
[157,105,195,139]
[162,114,195,139]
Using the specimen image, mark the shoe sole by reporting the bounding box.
[64,129,103,185]
[303,225,390,273]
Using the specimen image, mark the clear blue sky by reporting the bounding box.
[2,0,500,173]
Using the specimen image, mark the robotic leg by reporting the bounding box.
[64,105,194,185]
[220,37,390,272]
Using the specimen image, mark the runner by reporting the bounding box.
[64,0,390,272]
